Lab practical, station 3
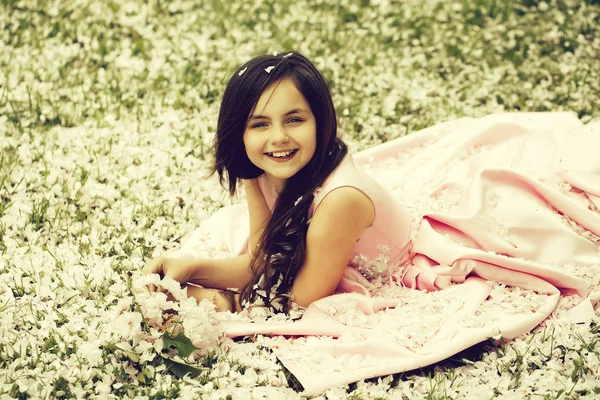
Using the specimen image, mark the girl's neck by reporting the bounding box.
[265,173,286,194]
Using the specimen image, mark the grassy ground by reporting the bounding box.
[1,0,599,398]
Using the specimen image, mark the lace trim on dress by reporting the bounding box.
[349,244,397,281]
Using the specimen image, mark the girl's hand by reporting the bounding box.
[142,257,193,292]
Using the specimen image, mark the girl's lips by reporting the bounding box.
[265,149,298,162]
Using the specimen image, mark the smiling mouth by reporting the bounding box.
[265,149,298,159]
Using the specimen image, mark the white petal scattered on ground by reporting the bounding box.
[1,0,599,398]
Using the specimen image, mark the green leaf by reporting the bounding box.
[163,332,200,358]
[137,366,154,385]
[105,342,140,363]
[160,354,205,379]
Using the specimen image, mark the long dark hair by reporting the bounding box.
[211,52,347,312]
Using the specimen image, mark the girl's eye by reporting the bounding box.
[250,118,302,129]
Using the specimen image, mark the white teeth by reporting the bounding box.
[269,150,295,158]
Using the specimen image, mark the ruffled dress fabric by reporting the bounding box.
[171,112,600,394]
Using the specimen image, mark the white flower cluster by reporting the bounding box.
[2,0,599,398]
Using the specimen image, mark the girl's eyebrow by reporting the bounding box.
[249,108,308,121]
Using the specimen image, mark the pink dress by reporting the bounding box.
[171,112,600,394]
[256,153,414,295]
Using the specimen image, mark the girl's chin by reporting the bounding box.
[264,172,295,187]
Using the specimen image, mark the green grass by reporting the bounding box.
[1,0,599,398]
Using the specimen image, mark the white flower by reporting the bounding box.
[132,273,161,293]
[78,340,103,366]
[238,368,259,387]
[136,291,175,325]
[113,312,143,341]
[3,1,599,398]
[13,378,38,397]
[158,276,188,302]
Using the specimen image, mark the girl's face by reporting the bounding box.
[243,78,317,190]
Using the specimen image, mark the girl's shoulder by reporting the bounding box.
[310,153,414,256]
[310,154,376,215]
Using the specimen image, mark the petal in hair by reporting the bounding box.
[238,66,247,76]
[265,66,275,73]
[283,52,294,58]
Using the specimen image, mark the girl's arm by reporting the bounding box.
[145,186,372,307]
[143,255,253,291]
[187,254,252,290]
[290,187,375,307]
[144,179,269,294]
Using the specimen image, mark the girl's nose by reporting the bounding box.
[270,124,290,144]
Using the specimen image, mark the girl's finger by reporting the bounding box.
[142,257,164,276]
[142,257,166,293]
[141,262,154,275]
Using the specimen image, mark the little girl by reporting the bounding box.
[143,52,413,312]
[142,51,600,393]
